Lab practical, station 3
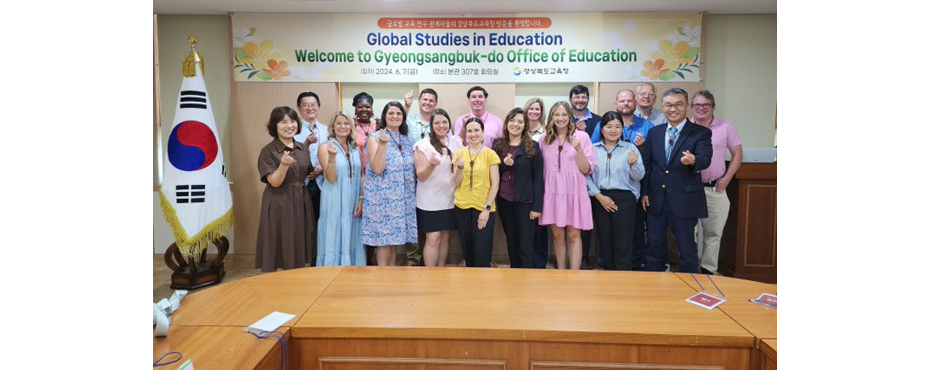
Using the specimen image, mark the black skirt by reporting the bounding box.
[416,208,456,232]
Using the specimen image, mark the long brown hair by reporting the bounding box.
[492,107,536,158]
[543,101,575,145]
[428,108,451,157]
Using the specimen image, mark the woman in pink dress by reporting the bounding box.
[538,101,596,270]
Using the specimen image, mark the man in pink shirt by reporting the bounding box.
[454,86,503,148]
[690,90,743,275]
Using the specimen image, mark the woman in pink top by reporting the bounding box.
[352,92,378,169]
[413,108,463,267]
[538,101,596,270]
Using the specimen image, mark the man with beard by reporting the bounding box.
[569,85,602,143]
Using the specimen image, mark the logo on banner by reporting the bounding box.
[167,120,218,171]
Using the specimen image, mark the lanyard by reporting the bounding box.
[691,273,725,299]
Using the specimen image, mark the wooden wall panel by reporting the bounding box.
[743,184,776,267]
[294,338,750,370]
[596,82,705,117]
[229,82,338,259]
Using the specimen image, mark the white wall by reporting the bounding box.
[704,14,777,148]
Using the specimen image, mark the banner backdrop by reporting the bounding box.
[231,13,702,83]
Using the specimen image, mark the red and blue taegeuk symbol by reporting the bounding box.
[167,120,218,171]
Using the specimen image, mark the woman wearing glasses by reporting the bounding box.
[316,111,365,266]
[538,101,596,270]
[452,117,501,267]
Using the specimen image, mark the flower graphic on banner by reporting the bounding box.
[240,40,281,65]
[651,39,691,68]
[233,30,295,81]
[232,27,255,45]
[641,59,670,79]
[641,37,700,81]
[669,25,701,44]
[262,59,291,80]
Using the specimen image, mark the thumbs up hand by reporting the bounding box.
[680,150,695,165]
[378,130,390,144]
[627,148,639,164]
[569,135,582,151]
[633,132,645,146]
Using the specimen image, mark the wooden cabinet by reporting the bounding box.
[720,162,777,283]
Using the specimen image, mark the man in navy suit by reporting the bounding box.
[640,88,712,273]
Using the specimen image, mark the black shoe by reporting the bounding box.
[700,268,714,275]
[581,261,593,270]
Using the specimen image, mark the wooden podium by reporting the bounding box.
[720,162,777,283]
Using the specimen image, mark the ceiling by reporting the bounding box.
[153,0,776,15]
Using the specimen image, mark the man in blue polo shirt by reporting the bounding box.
[613,88,653,270]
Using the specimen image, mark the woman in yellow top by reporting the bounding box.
[452,117,501,267]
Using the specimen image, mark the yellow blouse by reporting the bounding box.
[453,146,501,212]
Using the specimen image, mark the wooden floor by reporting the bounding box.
[159,266,777,370]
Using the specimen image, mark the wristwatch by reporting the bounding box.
[484,204,492,211]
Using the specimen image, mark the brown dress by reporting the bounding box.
[255,139,315,272]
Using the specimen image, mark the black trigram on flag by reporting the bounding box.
[180,90,207,110]
[176,184,206,203]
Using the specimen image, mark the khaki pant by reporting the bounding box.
[696,186,730,273]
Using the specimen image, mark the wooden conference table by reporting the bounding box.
[156,266,776,370]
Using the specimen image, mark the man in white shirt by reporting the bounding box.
[293,91,329,266]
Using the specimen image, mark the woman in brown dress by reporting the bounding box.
[255,106,315,272]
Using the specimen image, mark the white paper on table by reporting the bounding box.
[244,311,295,335]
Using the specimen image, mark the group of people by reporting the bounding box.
[254,82,743,275]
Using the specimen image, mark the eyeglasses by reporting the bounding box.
[662,102,686,110]
[637,92,656,97]
[691,103,712,109]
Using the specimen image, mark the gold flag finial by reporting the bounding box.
[182,35,205,77]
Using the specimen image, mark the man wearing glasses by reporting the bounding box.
[294,91,330,265]
[690,90,742,275]
[634,83,669,127]
[639,88,712,273]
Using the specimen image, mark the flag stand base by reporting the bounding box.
[164,236,229,290]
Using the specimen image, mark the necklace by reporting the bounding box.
[556,134,567,172]
[417,121,429,139]
[340,140,353,178]
[468,146,482,190]
[387,129,402,151]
